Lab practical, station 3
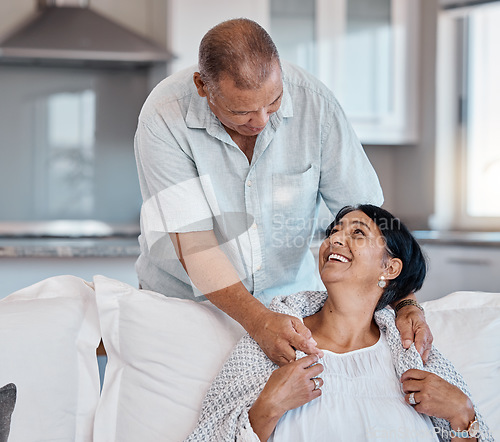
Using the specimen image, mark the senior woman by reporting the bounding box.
[186,205,493,441]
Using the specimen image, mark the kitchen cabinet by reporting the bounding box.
[166,0,269,73]
[271,0,419,144]
[167,0,419,144]
[417,244,500,302]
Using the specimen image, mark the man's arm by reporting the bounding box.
[135,116,321,364]
[391,293,433,363]
[169,230,323,366]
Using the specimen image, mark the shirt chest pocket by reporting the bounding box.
[272,164,319,227]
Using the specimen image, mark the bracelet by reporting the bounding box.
[394,299,424,316]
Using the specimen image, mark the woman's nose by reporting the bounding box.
[329,232,344,246]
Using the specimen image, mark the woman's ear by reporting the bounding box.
[193,72,208,98]
[384,257,403,281]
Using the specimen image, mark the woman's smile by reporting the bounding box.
[326,253,351,263]
[318,211,388,284]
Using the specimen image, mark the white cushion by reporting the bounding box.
[92,278,500,441]
[422,291,500,439]
[0,275,101,441]
[93,275,245,442]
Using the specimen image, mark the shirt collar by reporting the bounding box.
[186,92,213,129]
[279,80,293,118]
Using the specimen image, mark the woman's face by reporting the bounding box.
[318,210,390,287]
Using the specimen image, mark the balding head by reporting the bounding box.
[198,18,281,94]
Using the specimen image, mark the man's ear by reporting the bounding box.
[385,257,403,281]
[193,72,208,98]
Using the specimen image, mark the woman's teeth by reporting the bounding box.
[328,253,349,263]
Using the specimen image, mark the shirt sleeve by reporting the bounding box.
[135,118,216,234]
[319,97,384,215]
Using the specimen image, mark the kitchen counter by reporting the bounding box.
[0,237,140,258]
[2,229,500,259]
[413,230,500,248]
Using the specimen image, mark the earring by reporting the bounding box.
[378,276,387,289]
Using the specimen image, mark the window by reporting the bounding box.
[462,7,500,218]
[434,2,500,231]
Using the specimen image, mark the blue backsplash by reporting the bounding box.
[0,65,148,228]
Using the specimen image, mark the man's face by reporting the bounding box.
[195,63,283,137]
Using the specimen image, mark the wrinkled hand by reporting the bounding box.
[395,305,433,363]
[254,354,324,417]
[401,369,475,430]
[247,310,324,366]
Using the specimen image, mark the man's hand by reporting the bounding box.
[246,309,324,366]
[170,230,324,365]
[395,304,433,363]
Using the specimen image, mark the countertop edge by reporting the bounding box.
[2,230,500,258]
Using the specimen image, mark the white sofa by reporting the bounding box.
[0,275,498,441]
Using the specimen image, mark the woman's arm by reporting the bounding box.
[401,369,479,440]
[248,354,323,441]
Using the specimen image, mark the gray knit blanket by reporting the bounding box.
[185,291,493,441]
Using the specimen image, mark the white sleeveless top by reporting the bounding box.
[269,333,439,442]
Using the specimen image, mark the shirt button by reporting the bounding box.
[247,180,252,187]
[252,223,258,229]
[256,265,262,271]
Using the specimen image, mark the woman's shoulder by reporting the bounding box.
[268,291,328,317]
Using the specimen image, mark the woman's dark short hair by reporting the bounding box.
[326,204,427,310]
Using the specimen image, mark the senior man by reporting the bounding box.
[134,18,432,366]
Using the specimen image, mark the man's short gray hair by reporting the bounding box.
[198,18,281,95]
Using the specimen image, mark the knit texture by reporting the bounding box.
[0,383,16,442]
[185,291,493,441]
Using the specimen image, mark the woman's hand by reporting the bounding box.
[248,354,324,441]
[401,369,476,435]
[395,303,433,363]
[247,310,324,366]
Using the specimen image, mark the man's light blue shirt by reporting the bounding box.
[134,61,383,306]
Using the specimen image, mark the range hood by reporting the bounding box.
[0,0,172,67]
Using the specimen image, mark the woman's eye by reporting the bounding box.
[353,228,365,236]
